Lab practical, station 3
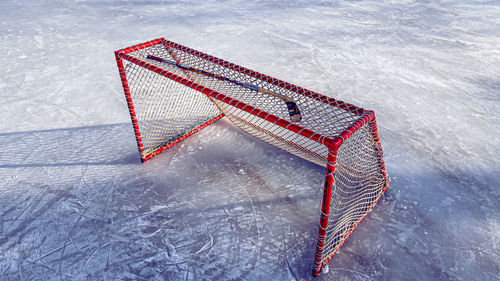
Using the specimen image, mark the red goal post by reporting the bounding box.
[115,37,390,276]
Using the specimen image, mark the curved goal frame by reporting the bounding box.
[115,37,390,276]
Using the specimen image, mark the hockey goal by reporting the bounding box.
[115,37,390,276]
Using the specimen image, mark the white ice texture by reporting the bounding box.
[1,0,499,280]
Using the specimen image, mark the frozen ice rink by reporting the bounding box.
[1,0,499,280]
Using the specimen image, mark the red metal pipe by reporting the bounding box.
[141,113,224,162]
[116,37,165,55]
[339,110,373,142]
[312,148,339,276]
[114,52,146,161]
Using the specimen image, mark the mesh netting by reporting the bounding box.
[123,55,221,157]
[126,42,361,166]
[116,38,389,275]
[321,123,386,265]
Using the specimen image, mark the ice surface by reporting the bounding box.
[1,0,499,280]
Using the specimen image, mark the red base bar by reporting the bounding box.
[141,113,224,162]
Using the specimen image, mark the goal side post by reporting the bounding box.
[312,146,338,276]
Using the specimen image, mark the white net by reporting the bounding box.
[123,56,221,158]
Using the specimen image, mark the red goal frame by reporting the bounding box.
[115,37,390,276]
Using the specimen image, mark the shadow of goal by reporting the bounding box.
[115,37,390,276]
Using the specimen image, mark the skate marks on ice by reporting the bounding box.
[0,123,136,279]
[0,121,330,280]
